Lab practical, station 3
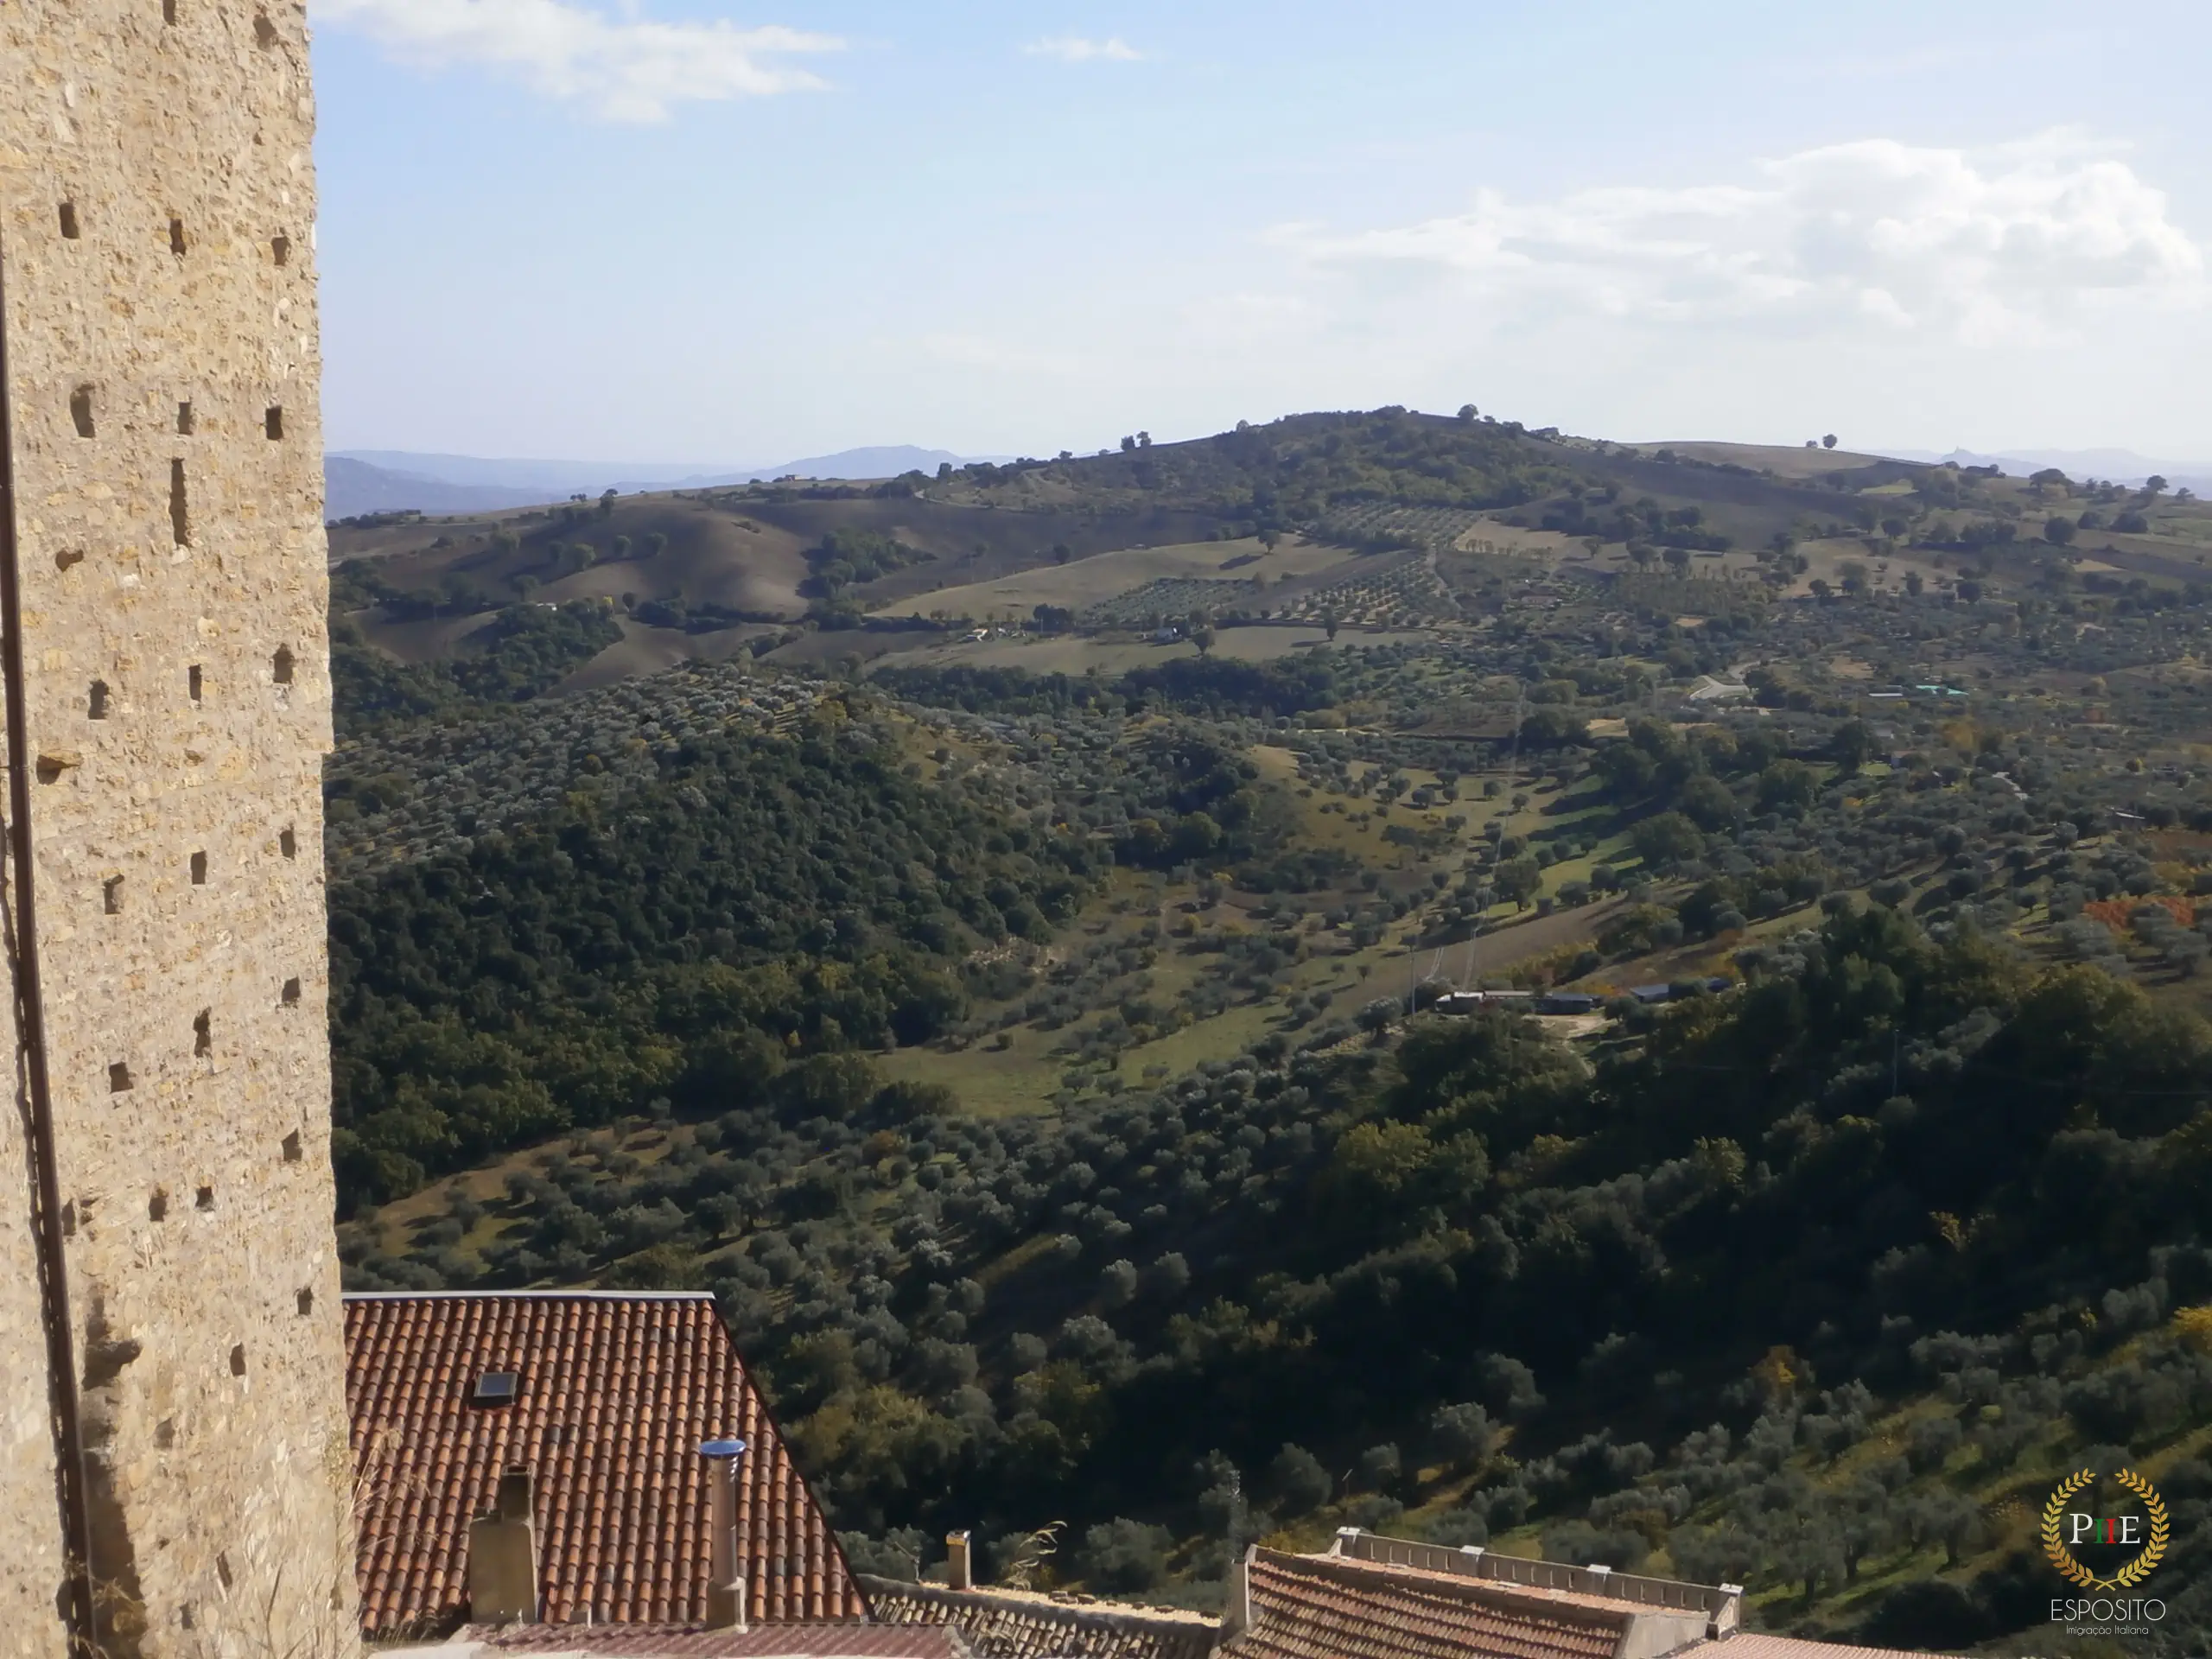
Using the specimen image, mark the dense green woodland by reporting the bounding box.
[329,723,1097,1199]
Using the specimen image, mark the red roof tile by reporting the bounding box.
[346,1292,867,1637]
[1227,1549,1630,1659]
[861,1576,1218,1659]
[1694,1638,1936,1659]
[462,1621,968,1656]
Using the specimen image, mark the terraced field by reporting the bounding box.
[1320,503,1493,548]
[1271,552,1460,628]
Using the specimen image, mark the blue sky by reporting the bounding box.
[312,0,2212,464]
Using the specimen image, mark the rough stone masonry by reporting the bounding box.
[0,2,357,1656]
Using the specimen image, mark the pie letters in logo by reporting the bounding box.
[2042,1468,2168,1592]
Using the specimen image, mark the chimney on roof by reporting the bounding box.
[945,1531,973,1592]
[1711,1584,1745,1640]
[467,1466,539,1625]
[702,1438,751,1630]
[1221,1545,1255,1637]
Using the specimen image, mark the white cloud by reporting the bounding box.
[1278,130,2204,346]
[1022,35,1143,63]
[315,0,842,122]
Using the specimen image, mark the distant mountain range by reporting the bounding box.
[328,438,2212,524]
[324,445,995,521]
[1880,446,2211,493]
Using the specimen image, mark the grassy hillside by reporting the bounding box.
[320,411,1974,696]
[327,410,2212,718]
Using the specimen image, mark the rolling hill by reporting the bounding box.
[329,406,2212,719]
[324,410,1951,696]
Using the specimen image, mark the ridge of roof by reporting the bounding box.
[1705,1637,1936,1659]
[448,1624,969,1658]
[861,1576,1217,1659]
[858,1575,1220,1630]
[345,1289,716,1301]
[1232,1549,1626,1659]
[1250,1549,1638,1626]
[1325,1529,1742,1622]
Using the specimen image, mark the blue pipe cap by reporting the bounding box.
[700,1438,749,1459]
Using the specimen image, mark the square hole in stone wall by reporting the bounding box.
[190,851,207,885]
[149,1189,168,1222]
[193,1010,211,1057]
[189,664,202,702]
[279,827,297,859]
[271,233,289,267]
[273,645,294,684]
[87,680,108,720]
[282,1130,302,1161]
[175,401,193,435]
[297,1287,314,1316]
[264,405,283,441]
[107,1062,132,1093]
[104,875,123,914]
[59,202,79,239]
[281,976,302,1005]
[195,1185,213,1210]
[71,386,94,439]
[168,216,186,256]
[227,1345,245,1378]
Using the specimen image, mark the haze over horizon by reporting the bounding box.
[313,0,2212,464]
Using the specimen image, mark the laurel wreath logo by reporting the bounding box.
[2042,1468,2169,1591]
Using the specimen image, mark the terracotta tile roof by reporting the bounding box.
[456,1622,969,1656]
[1693,1638,1935,1659]
[1321,1534,1738,1636]
[859,1577,1218,1659]
[346,1292,866,1637]
[1226,1549,1631,1659]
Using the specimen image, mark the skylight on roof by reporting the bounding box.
[472,1371,519,1408]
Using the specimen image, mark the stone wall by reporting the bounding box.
[0,910,62,1656]
[0,1,357,1655]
